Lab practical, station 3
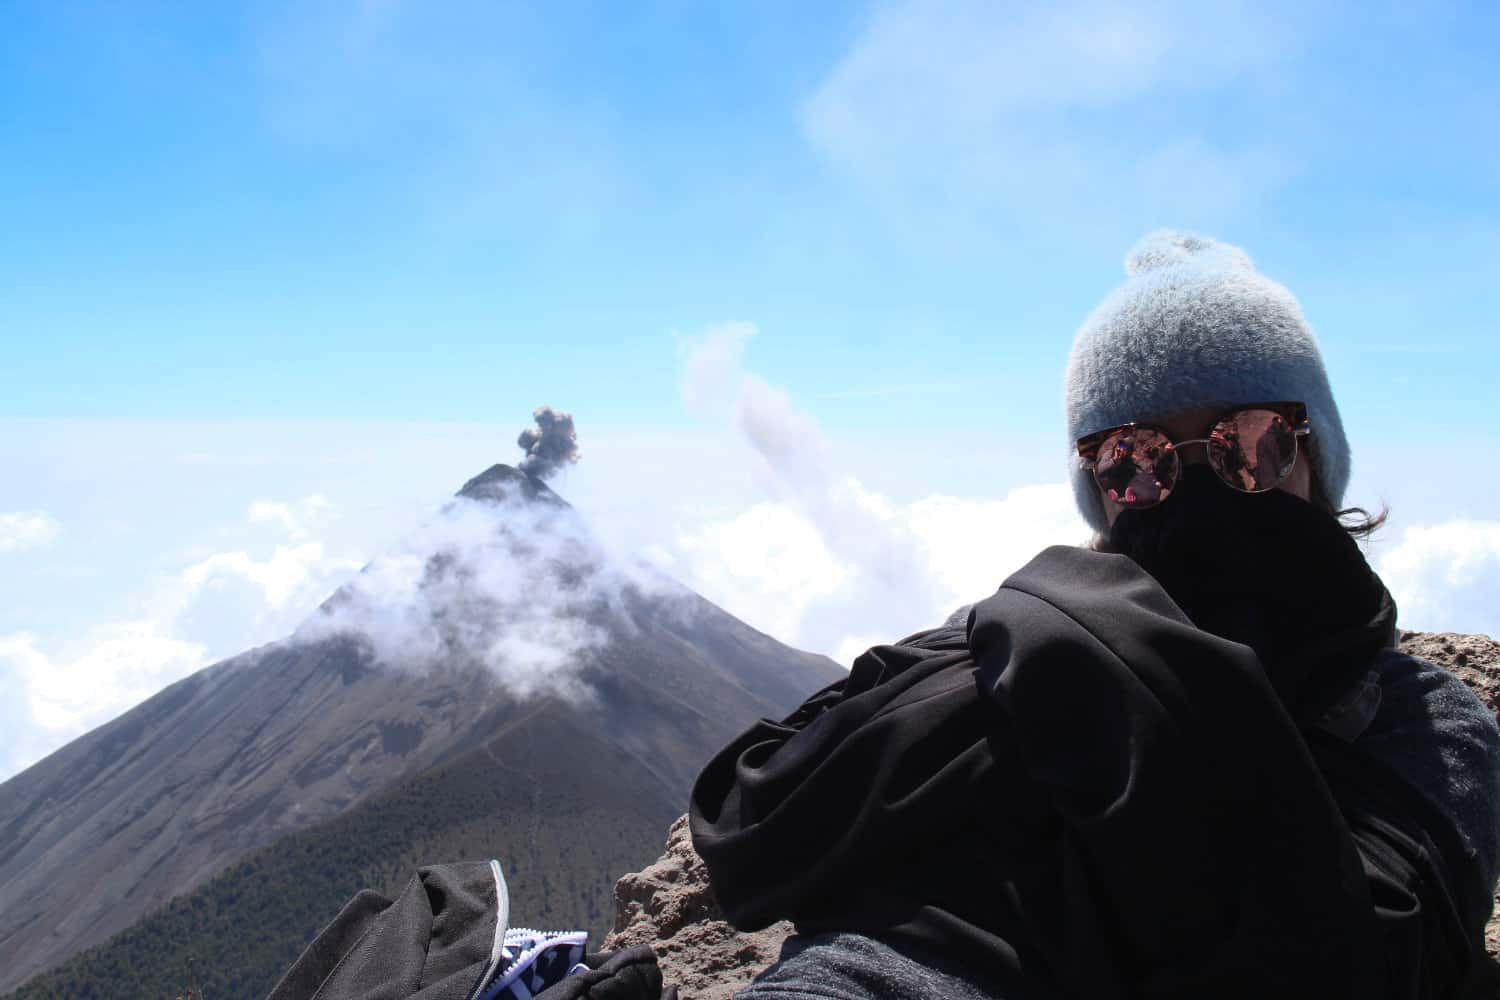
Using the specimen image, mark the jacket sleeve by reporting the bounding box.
[690,627,982,931]
[1357,650,1500,935]
[970,548,1482,999]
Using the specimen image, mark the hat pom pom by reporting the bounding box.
[1125,229,1255,276]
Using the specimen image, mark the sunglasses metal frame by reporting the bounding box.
[1075,401,1311,503]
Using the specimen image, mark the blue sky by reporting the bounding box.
[4,1,1496,429]
[2,1,1498,778]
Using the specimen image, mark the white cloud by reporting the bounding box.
[170,540,362,657]
[676,503,849,647]
[0,511,61,552]
[908,484,1088,603]
[801,0,1313,234]
[248,494,331,540]
[1377,519,1500,638]
[183,542,339,609]
[294,490,681,703]
[0,497,362,781]
[0,627,207,777]
[0,402,1089,779]
[673,323,1088,662]
[0,458,733,782]
[673,482,1086,663]
[808,0,1296,128]
[6,628,207,734]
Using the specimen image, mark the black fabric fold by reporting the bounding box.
[1103,463,1393,728]
[266,862,501,1000]
[691,543,1484,998]
[532,946,675,1000]
[267,872,682,1000]
[690,624,1054,995]
[978,547,1383,997]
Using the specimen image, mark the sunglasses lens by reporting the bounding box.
[1208,409,1299,492]
[1094,427,1178,508]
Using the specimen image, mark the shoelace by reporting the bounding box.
[478,928,589,1000]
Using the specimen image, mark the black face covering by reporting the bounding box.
[1105,463,1393,724]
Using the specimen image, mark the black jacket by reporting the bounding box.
[691,546,1482,998]
[267,861,673,1000]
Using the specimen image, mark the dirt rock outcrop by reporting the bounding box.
[604,815,793,1000]
[607,631,1500,998]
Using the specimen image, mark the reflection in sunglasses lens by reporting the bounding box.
[1094,427,1177,507]
[1209,409,1297,492]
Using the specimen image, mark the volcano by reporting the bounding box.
[0,465,842,993]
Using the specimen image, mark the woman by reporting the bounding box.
[691,232,1500,998]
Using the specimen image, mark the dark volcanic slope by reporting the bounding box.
[8,699,684,1000]
[0,465,841,991]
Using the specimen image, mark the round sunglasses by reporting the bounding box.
[1076,402,1311,509]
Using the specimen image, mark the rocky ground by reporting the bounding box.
[605,631,1500,998]
[604,815,791,1000]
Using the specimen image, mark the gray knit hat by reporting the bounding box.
[1065,230,1350,533]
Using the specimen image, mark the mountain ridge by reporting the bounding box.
[0,464,842,991]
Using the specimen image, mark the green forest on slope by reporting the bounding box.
[6,714,677,1000]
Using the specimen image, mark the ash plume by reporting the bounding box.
[517,406,581,480]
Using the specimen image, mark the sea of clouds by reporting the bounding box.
[1,327,1497,781]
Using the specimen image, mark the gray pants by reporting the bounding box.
[735,933,1012,1000]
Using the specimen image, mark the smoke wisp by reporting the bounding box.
[676,321,1087,661]
[517,406,581,480]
